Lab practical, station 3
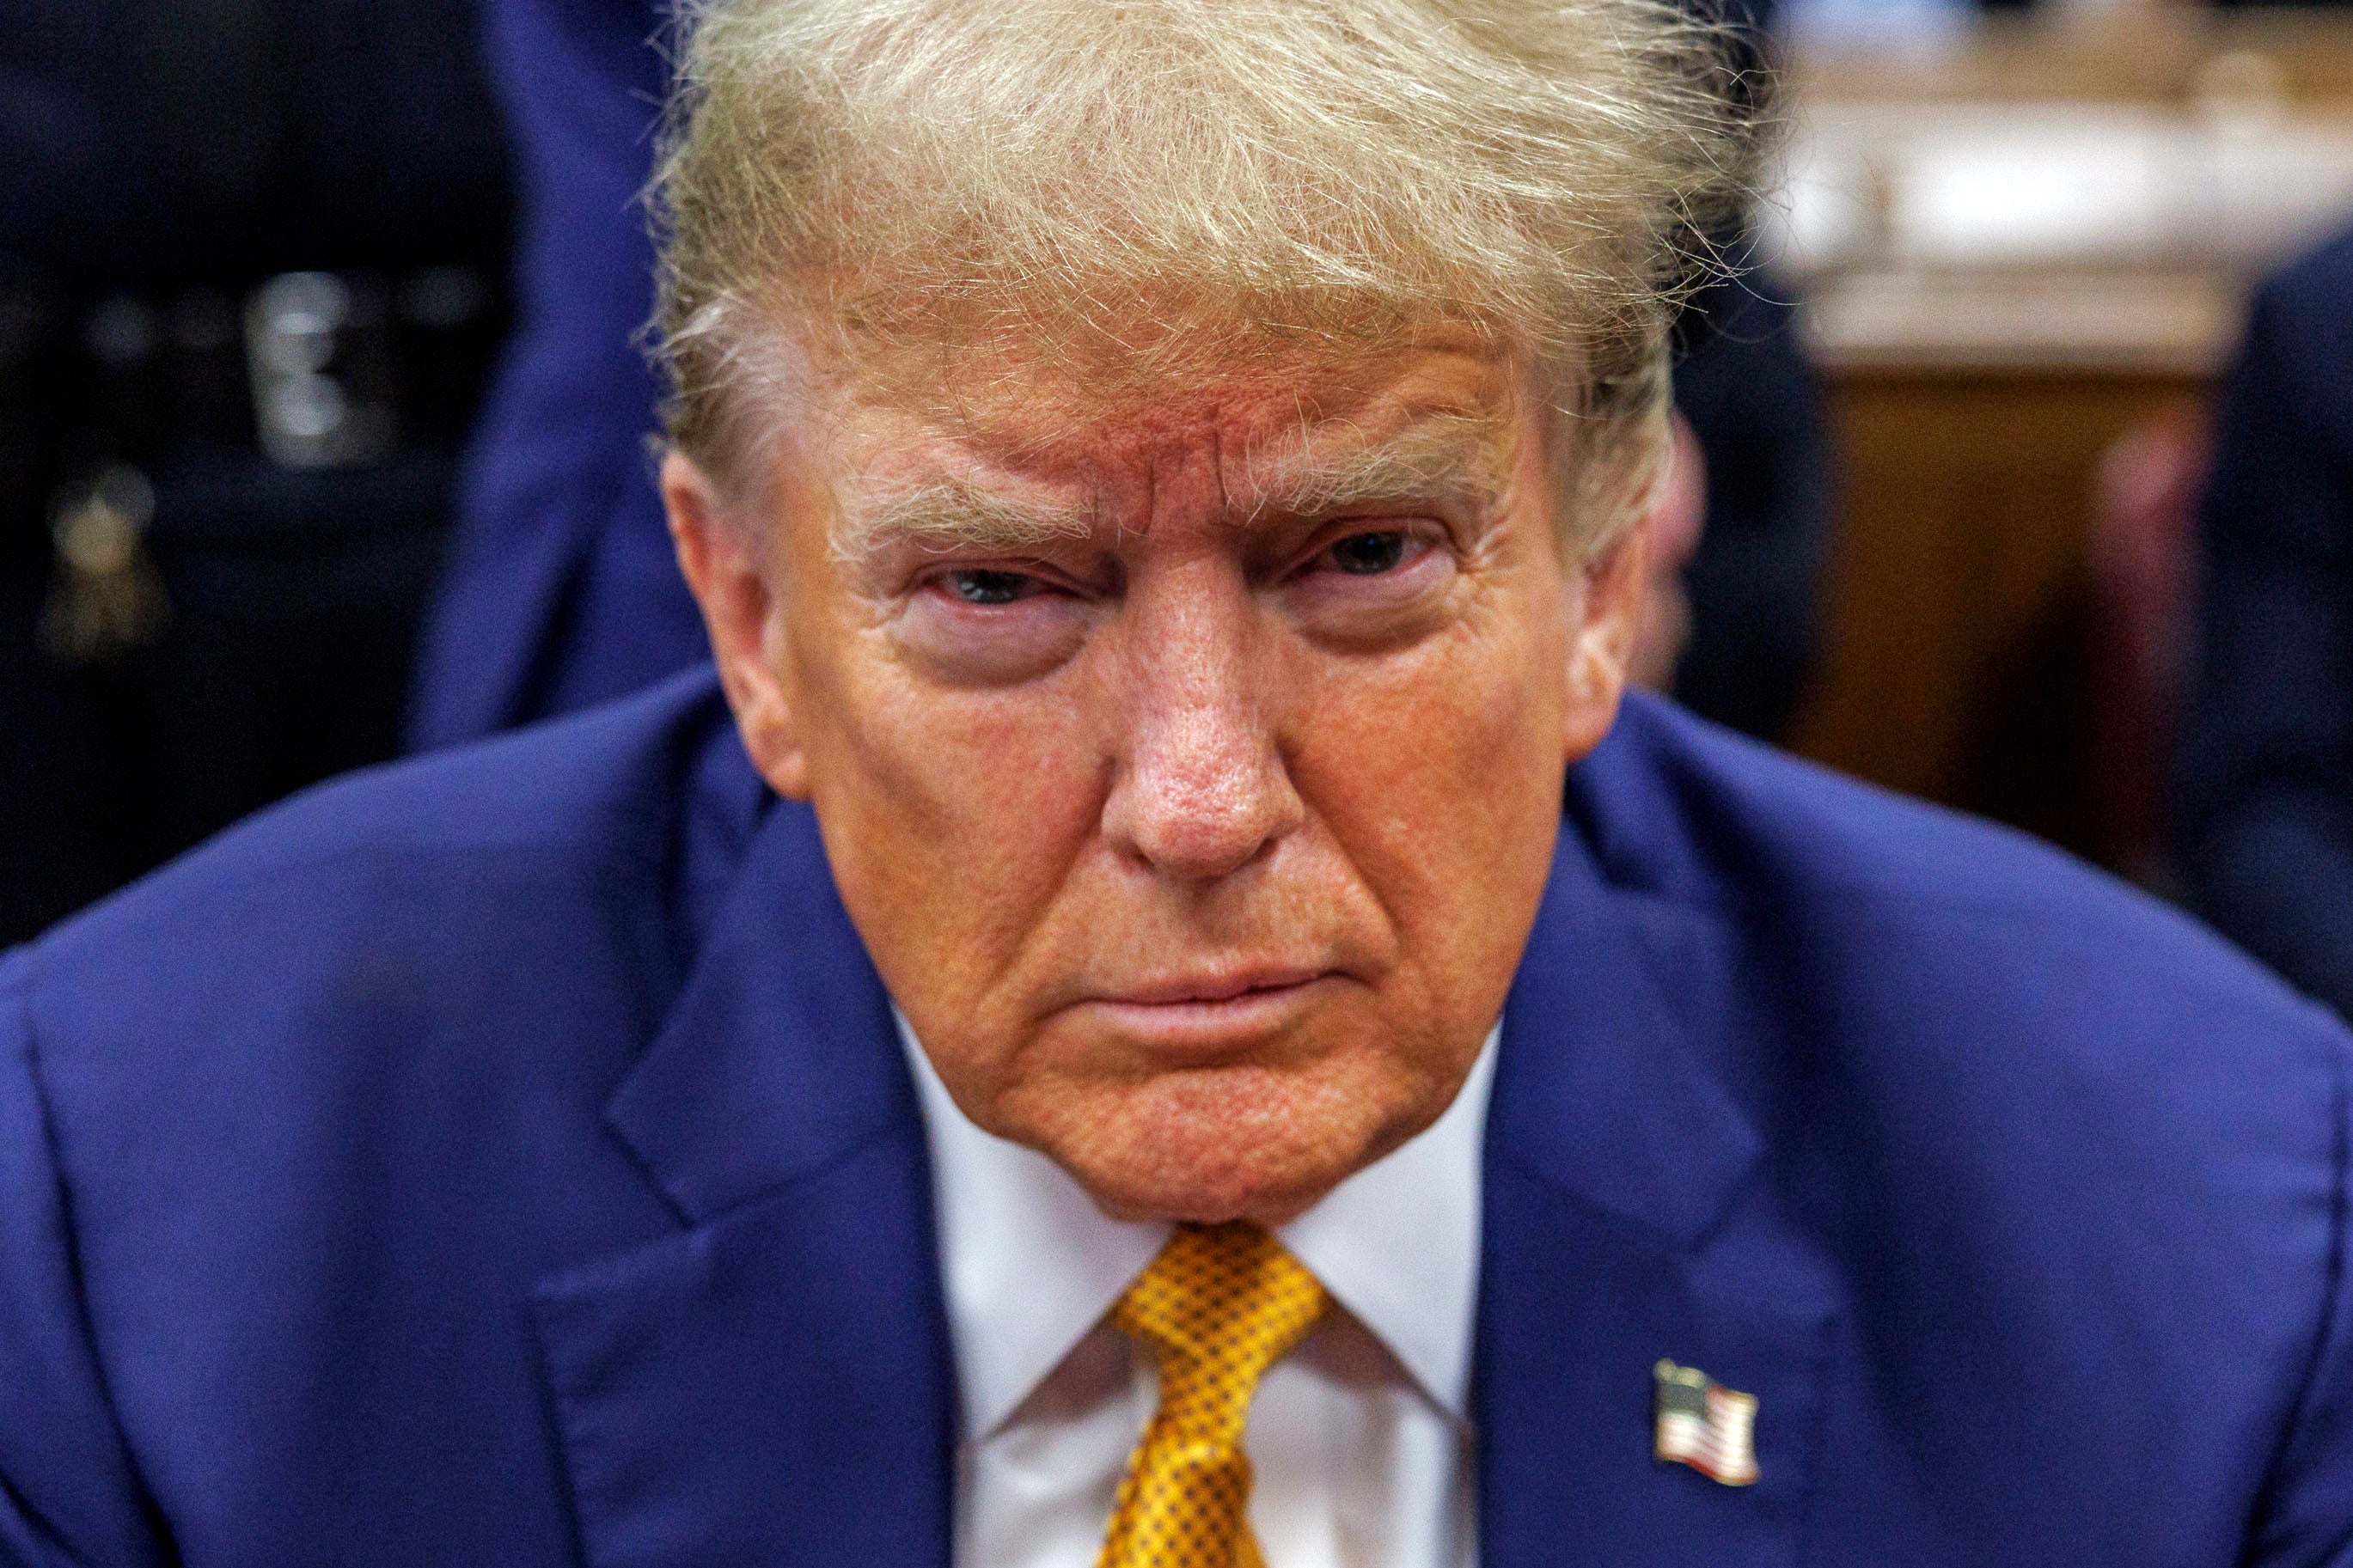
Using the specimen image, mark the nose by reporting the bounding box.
[1100,567,1304,882]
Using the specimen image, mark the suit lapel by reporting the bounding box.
[1478,821,1838,1567]
[531,801,955,1568]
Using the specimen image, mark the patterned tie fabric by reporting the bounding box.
[1097,1220,1329,1568]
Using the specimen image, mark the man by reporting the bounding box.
[3,3,2350,1566]
[2178,223,2353,1022]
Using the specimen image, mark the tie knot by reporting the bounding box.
[1114,1221,1328,1389]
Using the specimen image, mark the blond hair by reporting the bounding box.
[653,0,1763,553]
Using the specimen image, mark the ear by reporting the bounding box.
[1562,519,1647,766]
[662,450,810,798]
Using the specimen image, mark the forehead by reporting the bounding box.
[811,337,1536,490]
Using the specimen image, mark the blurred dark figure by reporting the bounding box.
[0,0,512,944]
[411,0,1828,750]
[2178,223,2353,1020]
[1672,272,1830,742]
[1670,0,1830,741]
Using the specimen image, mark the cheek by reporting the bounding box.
[1306,549,1568,789]
[791,613,1109,1013]
[1286,594,1569,999]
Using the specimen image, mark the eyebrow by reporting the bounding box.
[1228,409,1508,522]
[833,475,1097,564]
[833,408,1509,565]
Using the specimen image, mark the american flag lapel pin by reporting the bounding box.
[1653,1358,1760,1486]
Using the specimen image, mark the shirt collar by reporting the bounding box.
[900,1013,1496,1442]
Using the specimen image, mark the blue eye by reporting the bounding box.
[1329,531,1409,575]
[944,569,1035,604]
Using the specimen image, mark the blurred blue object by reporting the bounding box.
[2178,222,2353,1022]
[1779,0,1975,53]
[1672,275,1830,744]
[406,0,694,748]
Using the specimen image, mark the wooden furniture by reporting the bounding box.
[1791,359,2206,864]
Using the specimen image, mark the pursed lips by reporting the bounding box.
[1073,965,1343,1051]
[1100,964,1329,1007]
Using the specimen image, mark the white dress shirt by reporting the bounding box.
[898,1016,1496,1568]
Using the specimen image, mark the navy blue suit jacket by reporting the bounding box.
[8,672,2353,1565]
[2179,224,2353,1022]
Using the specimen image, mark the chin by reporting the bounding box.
[1025,1059,1409,1226]
[1080,1154,1345,1228]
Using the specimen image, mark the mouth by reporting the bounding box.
[1109,965,1329,1007]
[1076,966,1342,1051]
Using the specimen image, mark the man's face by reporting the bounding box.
[669,340,1643,1224]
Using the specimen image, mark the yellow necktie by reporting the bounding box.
[1096,1221,1329,1568]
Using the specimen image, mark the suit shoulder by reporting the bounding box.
[1584,696,2321,1029]
[12,669,736,998]
[1586,701,2351,1292]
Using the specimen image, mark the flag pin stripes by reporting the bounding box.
[1653,1359,1760,1486]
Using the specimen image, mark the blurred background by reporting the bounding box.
[0,0,511,939]
[1772,0,2352,879]
[4,0,2351,1014]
